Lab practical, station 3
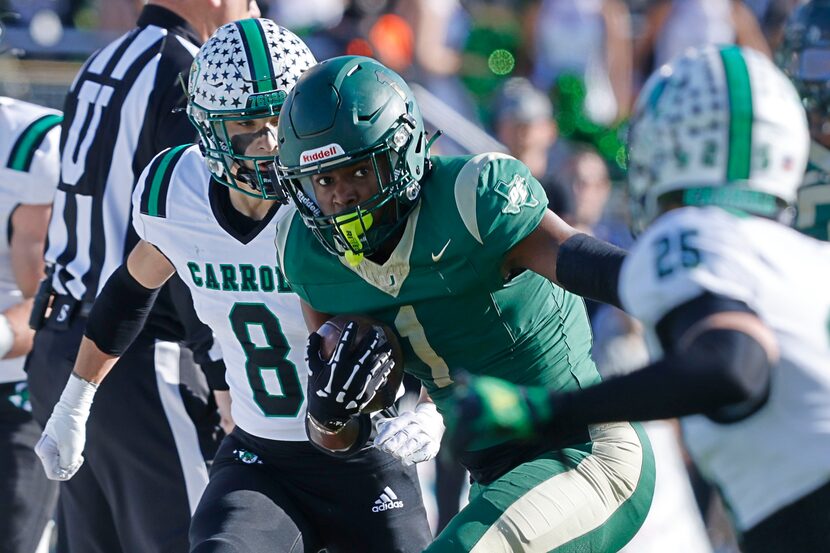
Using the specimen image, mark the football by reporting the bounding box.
[316,314,404,414]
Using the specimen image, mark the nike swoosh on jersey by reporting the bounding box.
[431,239,451,262]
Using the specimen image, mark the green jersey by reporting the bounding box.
[276,153,600,422]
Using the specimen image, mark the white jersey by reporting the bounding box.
[620,206,830,530]
[0,97,62,384]
[132,145,308,441]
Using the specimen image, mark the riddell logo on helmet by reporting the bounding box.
[300,144,345,165]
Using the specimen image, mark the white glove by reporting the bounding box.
[35,372,98,481]
[374,402,444,466]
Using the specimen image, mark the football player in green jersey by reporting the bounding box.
[778,0,830,241]
[274,55,654,552]
[449,43,830,553]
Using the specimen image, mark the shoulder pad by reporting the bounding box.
[138,144,190,218]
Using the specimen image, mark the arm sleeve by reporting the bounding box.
[19,123,62,205]
[84,265,160,356]
[549,293,773,433]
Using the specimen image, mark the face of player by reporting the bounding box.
[225,115,279,193]
[310,159,382,216]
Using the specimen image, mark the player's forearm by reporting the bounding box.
[73,336,119,385]
[1,299,35,359]
[551,328,772,431]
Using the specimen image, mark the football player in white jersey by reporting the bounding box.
[447,45,830,553]
[33,19,434,552]
[779,0,830,241]
[0,97,61,553]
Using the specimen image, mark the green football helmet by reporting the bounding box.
[275,56,428,263]
[187,18,316,200]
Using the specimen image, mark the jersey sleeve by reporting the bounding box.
[131,152,162,243]
[17,123,62,205]
[454,154,548,264]
[619,208,757,326]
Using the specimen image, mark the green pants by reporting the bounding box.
[426,422,655,553]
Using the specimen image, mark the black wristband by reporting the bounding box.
[201,359,229,391]
[85,265,159,355]
[556,233,626,309]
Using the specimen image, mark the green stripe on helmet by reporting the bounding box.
[720,46,754,182]
[6,114,62,172]
[236,19,274,94]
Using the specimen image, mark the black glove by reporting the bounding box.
[305,321,395,425]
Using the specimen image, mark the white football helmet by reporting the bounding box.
[628,45,809,232]
[187,18,316,199]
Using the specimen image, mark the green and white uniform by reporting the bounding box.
[620,206,830,532]
[797,142,830,241]
[0,97,61,384]
[277,153,654,552]
[133,145,308,440]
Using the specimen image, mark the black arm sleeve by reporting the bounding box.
[555,233,626,309]
[84,265,160,356]
[547,293,773,435]
[167,275,229,391]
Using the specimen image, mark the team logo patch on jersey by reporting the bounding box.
[372,486,404,512]
[494,174,539,215]
[300,143,345,165]
[233,448,263,465]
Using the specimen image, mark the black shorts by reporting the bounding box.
[190,428,433,553]
[741,478,830,553]
[0,381,58,553]
[26,316,221,553]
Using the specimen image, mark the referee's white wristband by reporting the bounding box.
[0,313,13,358]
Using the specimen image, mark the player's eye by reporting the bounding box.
[315,175,333,187]
[353,167,370,178]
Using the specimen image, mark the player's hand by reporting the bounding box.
[35,372,98,481]
[445,373,553,453]
[306,322,394,425]
[374,402,444,466]
[213,390,235,435]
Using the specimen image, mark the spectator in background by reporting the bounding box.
[635,0,771,86]
[492,77,574,214]
[559,147,612,235]
[524,0,633,126]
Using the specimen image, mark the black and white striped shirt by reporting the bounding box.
[44,5,202,339]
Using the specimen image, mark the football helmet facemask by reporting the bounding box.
[187,18,315,200]
[628,45,808,233]
[275,56,428,264]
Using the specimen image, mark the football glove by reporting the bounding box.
[374,402,444,466]
[446,373,554,453]
[35,372,98,481]
[306,321,394,425]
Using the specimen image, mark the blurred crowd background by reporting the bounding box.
[0,1,809,552]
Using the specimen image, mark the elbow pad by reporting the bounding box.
[84,265,159,356]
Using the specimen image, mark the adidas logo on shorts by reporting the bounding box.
[372,486,404,512]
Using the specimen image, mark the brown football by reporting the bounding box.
[316,314,404,414]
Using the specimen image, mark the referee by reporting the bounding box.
[26,2,256,552]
